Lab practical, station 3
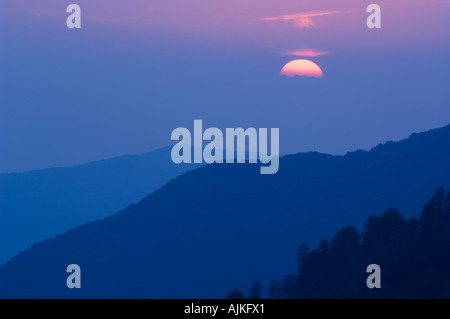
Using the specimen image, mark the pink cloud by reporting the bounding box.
[293,17,314,28]
[282,49,334,57]
[260,10,351,28]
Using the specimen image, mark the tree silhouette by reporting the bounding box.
[248,281,263,299]
[280,274,296,298]
[421,187,446,241]
[330,226,360,255]
[268,280,282,299]
[296,242,310,266]
[244,187,450,299]
[226,288,246,299]
[318,239,328,254]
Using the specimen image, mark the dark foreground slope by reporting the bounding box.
[0,147,199,265]
[255,189,450,299]
[1,125,450,298]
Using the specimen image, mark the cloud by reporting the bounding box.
[260,10,351,28]
[293,17,314,28]
[282,49,333,57]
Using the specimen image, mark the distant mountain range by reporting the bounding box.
[0,147,200,265]
[1,124,450,298]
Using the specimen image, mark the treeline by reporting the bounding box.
[227,187,450,299]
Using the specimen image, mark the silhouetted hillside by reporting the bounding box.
[0,147,200,265]
[0,124,450,298]
[235,188,450,299]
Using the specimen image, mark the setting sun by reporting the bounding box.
[280,59,323,78]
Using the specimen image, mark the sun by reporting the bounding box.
[280,59,323,78]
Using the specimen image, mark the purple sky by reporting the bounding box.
[1,0,449,172]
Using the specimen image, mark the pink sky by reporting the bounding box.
[1,0,449,172]
[2,0,449,57]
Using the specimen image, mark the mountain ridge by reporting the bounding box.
[0,147,201,265]
[1,123,450,298]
